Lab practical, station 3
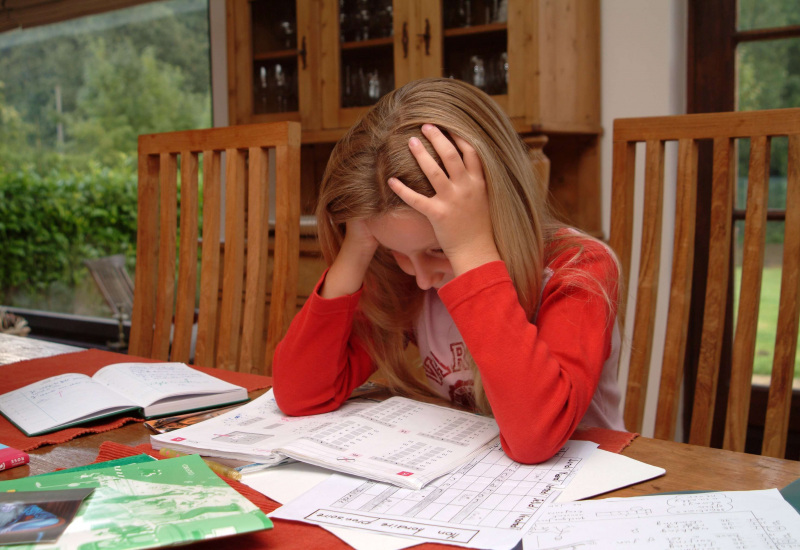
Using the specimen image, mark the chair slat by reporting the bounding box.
[129,153,160,357]
[265,141,301,373]
[653,138,698,440]
[171,152,199,363]
[724,135,771,452]
[152,153,178,360]
[623,139,665,433]
[215,148,247,371]
[240,146,270,374]
[194,150,222,368]
[689,137,735,446]
[762,134,800,457]
[609,140,636,327]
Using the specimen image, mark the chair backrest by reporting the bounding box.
[84,254,135,318]
[129,122,301,375]
[609,108,800,457]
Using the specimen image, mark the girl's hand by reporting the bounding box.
[320,219,379,299]
[388,124,501,276]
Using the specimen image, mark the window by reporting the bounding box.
[0,0,211,336]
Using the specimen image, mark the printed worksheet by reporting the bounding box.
[152,390,501,489]
[151,389,376,465]
[271,440,598,549]
[523,488,800,549]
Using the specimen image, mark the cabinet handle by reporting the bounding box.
[298,36,307,69]
[417,18,431,56]
[402,22,408,58]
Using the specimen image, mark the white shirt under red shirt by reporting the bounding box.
[415,269,625,431]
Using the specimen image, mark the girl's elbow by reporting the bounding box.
[502,439,566,465]
[499,421,574,464]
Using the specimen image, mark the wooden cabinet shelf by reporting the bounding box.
[253,50,298,62]
[341,36,394,50]
[443,22,507,37]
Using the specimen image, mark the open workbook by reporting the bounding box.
[0,362,248,436]
[151,389,501,490]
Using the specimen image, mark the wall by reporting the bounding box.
[601,0,688,437]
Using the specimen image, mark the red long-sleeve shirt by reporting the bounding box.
[273,236,622,464]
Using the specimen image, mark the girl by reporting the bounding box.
[273,77,624,464]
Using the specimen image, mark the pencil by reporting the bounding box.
[158,448,243,481]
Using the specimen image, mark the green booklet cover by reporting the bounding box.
[0,455,272,549]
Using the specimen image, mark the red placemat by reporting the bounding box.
[0,349,272,452]
[572,426,639,453]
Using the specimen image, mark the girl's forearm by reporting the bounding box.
[320,242,375,298]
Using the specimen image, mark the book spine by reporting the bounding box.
[0,443,30,471]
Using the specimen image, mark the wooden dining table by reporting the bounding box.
[1,334,800,537]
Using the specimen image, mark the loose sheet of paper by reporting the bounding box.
[523,488,800,549]
[244,463,416,550]
[271,440,598,549]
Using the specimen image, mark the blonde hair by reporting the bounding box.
[317,78,615,414]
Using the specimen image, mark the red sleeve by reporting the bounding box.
[438,240,618,464]
[272,271,376,416]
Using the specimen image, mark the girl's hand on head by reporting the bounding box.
[388,124,501,276]
[320,219,378,299]
[342,219,380,259]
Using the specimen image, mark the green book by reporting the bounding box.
[0,454,272,549]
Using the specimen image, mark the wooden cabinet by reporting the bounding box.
[228,0,600,136]
[226,0,602,297]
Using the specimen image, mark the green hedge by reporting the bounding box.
[0,158,138,299]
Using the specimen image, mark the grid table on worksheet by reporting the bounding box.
[332,443,584,530]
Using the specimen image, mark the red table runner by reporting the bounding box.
[0,349,273,452]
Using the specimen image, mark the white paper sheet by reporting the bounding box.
[270,440,598,549]
[554,448,665,502]
[243,462,417,550]
[524,488,800,549]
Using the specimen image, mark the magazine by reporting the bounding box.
[0,454,272,549]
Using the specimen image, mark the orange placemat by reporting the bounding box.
[572,426,639,453]
[0,349,272,452]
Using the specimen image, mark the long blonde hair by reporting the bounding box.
[317,77,610,413]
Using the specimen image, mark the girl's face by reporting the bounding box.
[366,209,454,290]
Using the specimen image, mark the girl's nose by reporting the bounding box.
[411,259,442,290]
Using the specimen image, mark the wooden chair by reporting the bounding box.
[129,122,301,375]
[610,108,800,457]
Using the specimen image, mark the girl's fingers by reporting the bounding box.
[420,124,467,180]
[387,177,433,215]
[407,136,450,191]
[450,133,482,175]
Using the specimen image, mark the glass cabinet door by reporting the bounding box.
[321,0,399,129]
[338,0,396,108]
[441,0,509,96]
[250,1,300,115]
